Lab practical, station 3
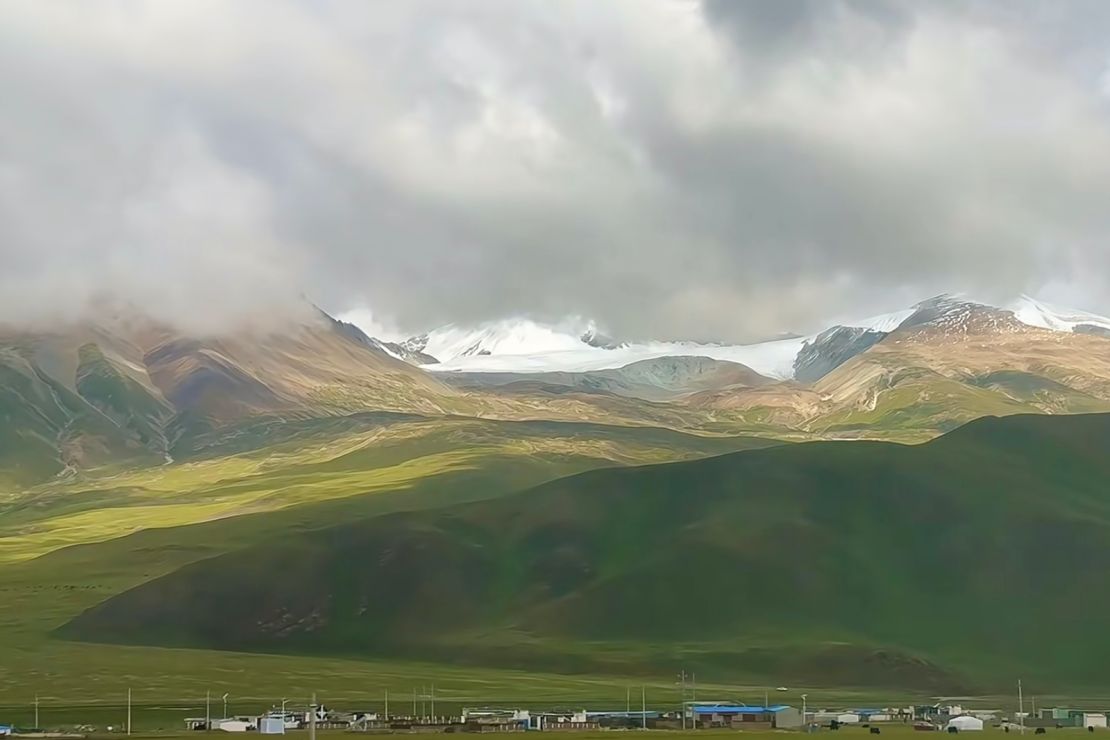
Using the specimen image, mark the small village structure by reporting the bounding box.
[687,703,803,729]
[21,694,1110,736]
[1085,713,1109,730]
[258,716,286,734]
[947,715,985,732]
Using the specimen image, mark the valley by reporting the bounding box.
[9,2,1110,730]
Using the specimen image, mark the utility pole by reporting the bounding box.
[413,688,417,718]
[679,671,687,730]
[802,694,808,732]
[1018,680,1025,735]
[206,691,211,732]
[626,687,630,714]
[764,688,769,709]
[385,690,389,722]
[34,694,39,729]
[310,693,317,740]
[692,673,696,702]
[127,688,132,736]
[431,685,435,721]
[641,686,647,730]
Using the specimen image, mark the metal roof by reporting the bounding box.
[584,711,660,719]
[692,705,790,715]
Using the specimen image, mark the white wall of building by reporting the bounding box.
[1083,714,1108,729]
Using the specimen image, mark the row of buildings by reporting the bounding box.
[184,703,808,733]
[172,701,1110,734]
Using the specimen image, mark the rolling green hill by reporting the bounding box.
[62,413,1110,691]
[0,410,781,706]
[0,413,776,565]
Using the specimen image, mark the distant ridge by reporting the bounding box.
[363,294,1110,380]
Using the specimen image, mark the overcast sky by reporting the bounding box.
[3,1,1110,341]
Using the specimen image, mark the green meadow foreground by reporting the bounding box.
[57,733,1110,740]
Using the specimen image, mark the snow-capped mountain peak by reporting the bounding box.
[842,307,917,333]
[416,318,605,363]
[1007,295,1110,334]
[415,321,805,379]
[345,294,1110,382]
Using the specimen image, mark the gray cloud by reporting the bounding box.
[2,0,1110,341]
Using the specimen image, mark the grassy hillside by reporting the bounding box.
[0,413,776,564]
[0,346,168,485]
[0,417,781,718]
[0,317,800,488]
[689,308,1110,439]
[63,413,1110,691]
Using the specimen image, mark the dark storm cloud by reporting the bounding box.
[1,1,1110,340]
[701,0,913,61]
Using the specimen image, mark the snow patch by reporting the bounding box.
[355,294,1110,382]
[421,318,598,361]
[1006,295,1110,333]
[845,308,916,333]
[427,335,806,380]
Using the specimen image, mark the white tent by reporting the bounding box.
[216,719,256,733]
[947,716,985,732]
[837,714,861,724]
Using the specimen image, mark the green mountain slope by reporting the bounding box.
[62,413,1110,691]
[0,345,168,485]
[0,413,776,565]
[0,315,795,486]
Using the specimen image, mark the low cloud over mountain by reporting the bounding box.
[4,1,1110,339]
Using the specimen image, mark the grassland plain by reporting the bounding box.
[62,414,1110,694]
[0,413,780,711]
[64,733,1110,740]
[4,698,1110,734]
[0,663,931,731]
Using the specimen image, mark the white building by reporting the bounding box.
[1083,714,1108,730]
[215,717,257,733]
[258,717,285,735]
